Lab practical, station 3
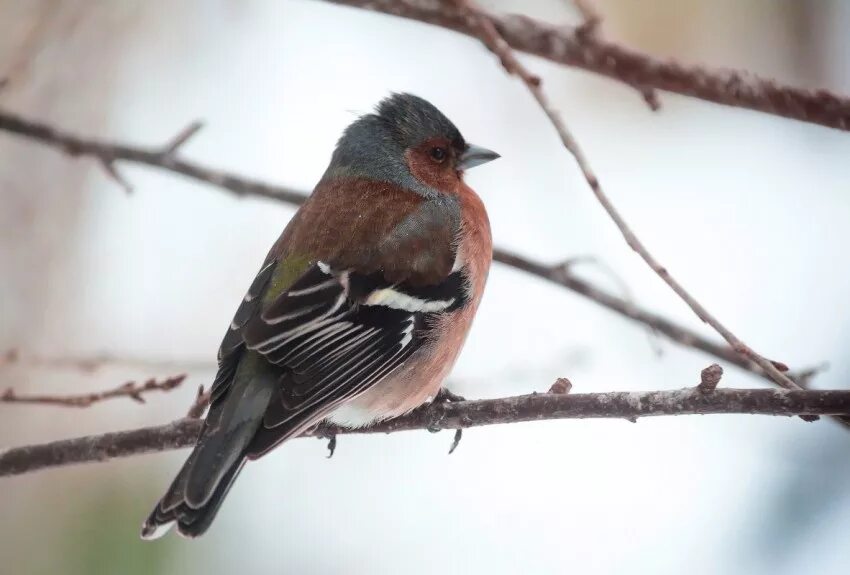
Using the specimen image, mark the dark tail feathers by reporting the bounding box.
[141,367,274,539]
[140,450,246,539]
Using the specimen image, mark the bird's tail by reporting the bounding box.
[141,361,275,539]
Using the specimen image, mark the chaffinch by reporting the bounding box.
[141,93,498,539]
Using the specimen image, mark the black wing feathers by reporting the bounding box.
[210,260,277,404]
[238,263,431,457]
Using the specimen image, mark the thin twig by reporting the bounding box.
[570,0,601,38]
[185,385,211,419]
[453,0,818,426]
[324,0,850,132]
[162,120,204,156]
[0,348,216,373]
[3,386,848,477]
[98,158,133,194]
[0,111,307,205]
[634,86,662,111]
[0,110,828,391]
[0,374,187,408]
[565,0,660,111]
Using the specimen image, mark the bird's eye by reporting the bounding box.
[430,146,447,163]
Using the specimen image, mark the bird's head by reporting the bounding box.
[323,93,499,197]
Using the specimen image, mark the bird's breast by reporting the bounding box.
[328,183,492,428]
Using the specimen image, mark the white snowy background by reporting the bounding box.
[1,1,849,574]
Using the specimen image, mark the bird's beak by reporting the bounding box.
[458,144,500,171]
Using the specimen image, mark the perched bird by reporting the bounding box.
[141,93,498,539]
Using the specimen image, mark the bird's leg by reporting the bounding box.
[312,421,338,458]
[431,387,465,453]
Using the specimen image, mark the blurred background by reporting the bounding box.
[1,1,849,573]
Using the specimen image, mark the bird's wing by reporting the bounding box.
[241,259,468,457]
[208,258,278,405]
[209,185,466,458]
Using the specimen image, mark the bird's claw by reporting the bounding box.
[448,428,463,454]
[326,434,337,458]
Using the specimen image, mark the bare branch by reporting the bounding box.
[324,0,850,132]
[0,419,203,478]
[0,110,829,392]
[2,386,848,477]
[0,111,307,205]
[453,0,823,427]
[0,374,186,408]
[0,348,215,373]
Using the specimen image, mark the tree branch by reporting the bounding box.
[0,348,216,373]
[0,109,817,390]
[452,0,830,427]
[0,112,307,206]
[1,374,187,407]
[566,0,661,111]
[2,387,848,477]
[323,0,850,132]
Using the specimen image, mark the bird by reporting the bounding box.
[141,92,499,539]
